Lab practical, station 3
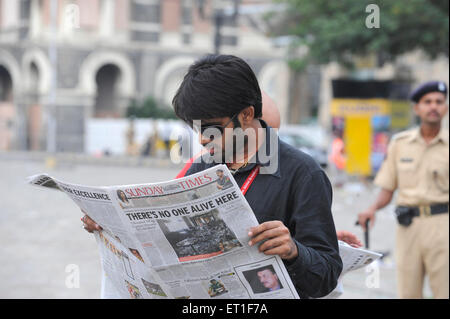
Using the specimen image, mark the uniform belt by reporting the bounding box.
[404,203,449,217]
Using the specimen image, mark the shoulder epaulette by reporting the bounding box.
[391,129,416,141]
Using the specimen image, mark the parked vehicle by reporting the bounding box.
[278,128,328,168]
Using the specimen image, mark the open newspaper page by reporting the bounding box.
[27,174,170,299]
[28,165,299,299]
[320,240,383,299]
[339,240,382,275]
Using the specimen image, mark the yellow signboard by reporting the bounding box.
[331,98,390,117]
[390,100,412,129]
[344,116,372,176]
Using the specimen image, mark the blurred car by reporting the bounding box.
[278,129,328,169]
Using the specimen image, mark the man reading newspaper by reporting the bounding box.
[82,54,343,298]
[173,55,343,298]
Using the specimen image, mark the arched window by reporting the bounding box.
[0,65,13,102]
[94,64,121,117]
[0,65,14,150]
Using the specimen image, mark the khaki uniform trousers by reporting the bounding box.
[396,212,449,298]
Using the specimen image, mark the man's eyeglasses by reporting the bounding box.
[192,113,239,136]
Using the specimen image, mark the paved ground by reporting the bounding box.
[0,153,432,299]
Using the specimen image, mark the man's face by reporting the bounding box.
[196,115,245,163]
[216,171,224,178]
[257,269,279,290]
[414,92,448,125]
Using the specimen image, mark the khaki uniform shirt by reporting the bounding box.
[374,127,449,206]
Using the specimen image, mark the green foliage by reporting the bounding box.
[273,0,449,69]
[287,56,310,72]
[126,96,177,119]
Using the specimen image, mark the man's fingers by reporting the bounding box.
[354,238,363,247]
[248,221,297,260]
[81,218,94,233]
[358,215,369,232]
[83,226,94,233]
[248,221,283,237]
[260,245,286,257]
[260,240,295,259]
[249,228,279,246]
[257,237,287,253]
[248,225,289,246]
[347,233,361,245]
[348,236,362,247]
[81,214,102,232]
[83,223,101,232]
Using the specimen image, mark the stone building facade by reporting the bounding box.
[0,0,290,152]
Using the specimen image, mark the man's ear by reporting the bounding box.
[240,106,255,124]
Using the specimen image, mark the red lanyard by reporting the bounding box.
[240,165,260,196]
[177,156,259,196]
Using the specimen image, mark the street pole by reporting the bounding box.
[213,9,224,54]
[47,0,58,153]
[197,0,240,55]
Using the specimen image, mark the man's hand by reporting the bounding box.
[357,207,376,232]
[248,221,298,260]
[81,210,102,233]
[337,230,362,248]
[357,189,393,232]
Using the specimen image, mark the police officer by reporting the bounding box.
[358,81,449,299]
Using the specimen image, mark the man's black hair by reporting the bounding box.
[172,54,262,124]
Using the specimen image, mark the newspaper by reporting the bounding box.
[321,240,383,299]
[338,240,382,275]
[28,165,299,299]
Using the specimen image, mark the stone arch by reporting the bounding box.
[21,49,51,151]
[154,56,195,107]
[22,48,52,95]
[78,50,136,97]
[0,49,22,94]
[0,49,21,150]
[93,63,122,117]
[0,65,13,102]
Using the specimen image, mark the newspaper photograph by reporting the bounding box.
[28,165,299,299]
